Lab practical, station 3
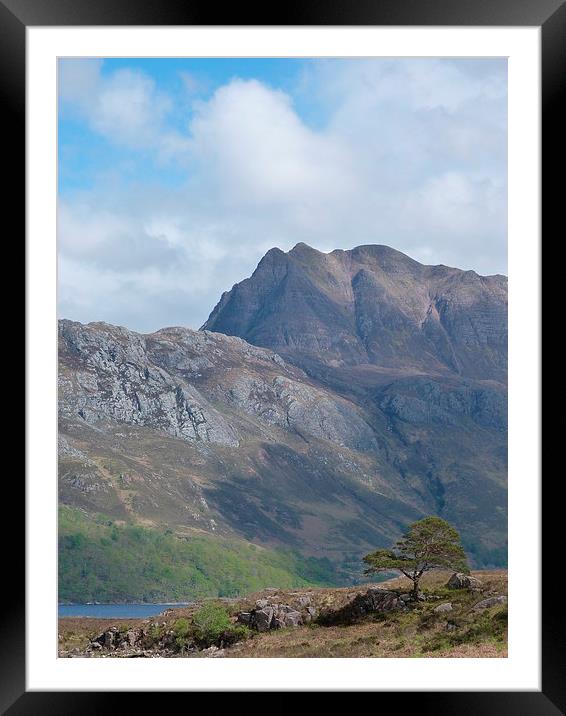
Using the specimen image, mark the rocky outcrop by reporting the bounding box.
[473,596,507,611]
[317,588,406,625]
[447,573,483,590]
[237,598,308,632]
[378,378,507,431]
[59,320,239,447]
[59,319,375,452]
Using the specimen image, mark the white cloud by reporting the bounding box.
[188,80,358,208]
[58,59,507,333]
[59,60,189,156]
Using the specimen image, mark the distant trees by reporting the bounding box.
[363,516,469,600]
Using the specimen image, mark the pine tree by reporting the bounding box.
[363,516,469,600]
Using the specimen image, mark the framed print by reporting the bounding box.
[7,0,558,709]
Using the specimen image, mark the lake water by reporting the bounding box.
[58,603,190,619]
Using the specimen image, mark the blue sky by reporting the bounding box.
[58,57,507,332]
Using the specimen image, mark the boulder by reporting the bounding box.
[256,599,269,609]
[447,573,483,590]
[434,602,453,614]
[473,596,507,611]
[282,610,302,627]
[236,612,252,626]
[365,588,400,611]
[254,607,274,632]
[272,608,302,628]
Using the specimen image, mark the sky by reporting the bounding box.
[58,57,507,333]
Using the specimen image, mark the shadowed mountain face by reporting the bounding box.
[203,243,507,384]
[58,245,507,586]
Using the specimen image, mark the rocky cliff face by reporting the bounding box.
[59,320,377,451]
[58,244,508,573]
[203,243,507,383]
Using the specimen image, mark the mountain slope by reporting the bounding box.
[59,319,424,578]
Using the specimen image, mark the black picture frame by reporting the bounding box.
[8,0,557,710]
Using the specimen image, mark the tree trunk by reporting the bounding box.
[411,577,420,601]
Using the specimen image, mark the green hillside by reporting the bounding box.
[59,507,342,603]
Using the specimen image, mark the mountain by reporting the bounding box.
[203,243,507,384]
[202,243,507,564]
[58,244,507,599]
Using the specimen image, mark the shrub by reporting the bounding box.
[222,623,251,646]
[149,623,165,641]
[172,618,193,651]
[173,618,191,638]
[192,603,232,646]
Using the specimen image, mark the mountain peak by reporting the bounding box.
[202,243,507,382]
[289,242,320,256]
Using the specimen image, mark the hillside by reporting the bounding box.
[59,506,339,603]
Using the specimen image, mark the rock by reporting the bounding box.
[447,573,483,590]
[400,593,412,602]
[58,320,240,447]
[303,606,318,624]
[362,588,401,613]
[125,630,140,647]
[89,640,102,650]
[254,607,274,632]
[236,612,252,625]
[445,622,458,631]
[319,588,401,625]
[255,599,269,609]
[473,596,507,611]
[282,610,302,627]
[297,595,312,608]
[272,607,303,629]
[434,602,453,613]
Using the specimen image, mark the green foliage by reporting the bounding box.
[191,603,252,647]
[225,623,251,644]
[363,516,469,595]
[58,506,340,603]
[149,624,164,641]
[192,603,232,646]
[173,618,191,639]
